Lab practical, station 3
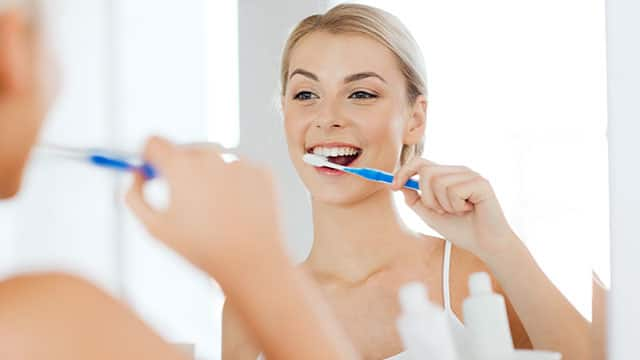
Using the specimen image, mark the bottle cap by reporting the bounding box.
[398,282,429,310]
[469,272,493,296]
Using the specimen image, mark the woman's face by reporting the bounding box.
[0,13,56,199]
[283,31,424,205]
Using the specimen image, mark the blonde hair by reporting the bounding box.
[280,3,427,164]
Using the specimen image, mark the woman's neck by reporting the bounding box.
[306,189,421,285]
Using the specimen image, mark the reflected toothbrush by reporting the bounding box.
[37,144,158,180]
[303,153,420,191]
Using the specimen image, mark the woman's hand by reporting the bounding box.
[126,137,285,278]
[126,138,359,360]
[391,157,517,263]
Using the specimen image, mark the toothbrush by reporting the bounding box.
[303,153,421,191]
[37,144,157,180]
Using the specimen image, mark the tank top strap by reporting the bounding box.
[442,240,453,313]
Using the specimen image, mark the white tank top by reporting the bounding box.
[257,241,463,360]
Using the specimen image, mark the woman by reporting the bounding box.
[223,4,590,360]
[0,2,357,359]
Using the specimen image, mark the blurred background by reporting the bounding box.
[0,0,608,359]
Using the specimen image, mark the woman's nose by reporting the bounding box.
[313,102,346,129]
[315,119,343,129]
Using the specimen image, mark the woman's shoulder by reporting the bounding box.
[449,243,492,278]
[444,241,506,317]
[416,234,489,279]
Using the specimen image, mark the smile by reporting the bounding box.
[307,144,362,167]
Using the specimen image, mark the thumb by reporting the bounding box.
[400,188,421,208]
[126,173,161,234]
[142,136,179,177]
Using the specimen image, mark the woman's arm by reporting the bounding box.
[592,272,607,360]
[126,138,359,360]
[450,246,532,348]
[392,158,590,360]
[484,234,590,359]
[216,248,356,360]
[222,300,261,360]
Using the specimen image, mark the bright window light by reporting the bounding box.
[332,0,609,319]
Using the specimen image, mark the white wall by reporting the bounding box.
[332,0,609,318]
[606,0,640,358]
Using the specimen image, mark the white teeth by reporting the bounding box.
[311,146,360,157]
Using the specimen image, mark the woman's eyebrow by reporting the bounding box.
[289,68,319,81]
[344,72,387,84]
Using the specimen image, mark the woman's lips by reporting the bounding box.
[314,166,347,176]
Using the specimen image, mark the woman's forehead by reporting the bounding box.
[288,31,403,83]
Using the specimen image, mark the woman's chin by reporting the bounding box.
[308,186,382,206]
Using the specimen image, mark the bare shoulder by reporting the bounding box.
[0,272,113,309]
[0,272,186,359]
[446,244,533,348]
[222,298,261,360]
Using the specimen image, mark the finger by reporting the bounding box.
[400,188,421,208]
[183,142,232,168]
[392,157,436,190]
[126,174,161,234]
[394,158,468,193]
[449,176,493,210]
[400,188,447,223]
[415,165,470,213]
[142,136,179,177]
[418,174,447,215]
[432,172,479,214]
[182,141,227,152]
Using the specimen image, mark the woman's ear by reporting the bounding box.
[403,94,427,145]
[0,11,29,95]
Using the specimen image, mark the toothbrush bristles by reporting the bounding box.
[302,153,345,170]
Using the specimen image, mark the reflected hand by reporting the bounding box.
[126,137,284,277]
[391,157,516,262]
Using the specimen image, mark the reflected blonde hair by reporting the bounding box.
[280,3,427,165]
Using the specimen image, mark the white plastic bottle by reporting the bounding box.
[396,282,458,360]
[463,272,514,360]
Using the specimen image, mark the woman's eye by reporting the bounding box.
[293,91,318,101]
[349,91,378,99]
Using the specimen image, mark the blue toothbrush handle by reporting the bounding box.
[89,155,158,180]
[404,178,421,191]
[139,163,158,180]
[348,168,421,191]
